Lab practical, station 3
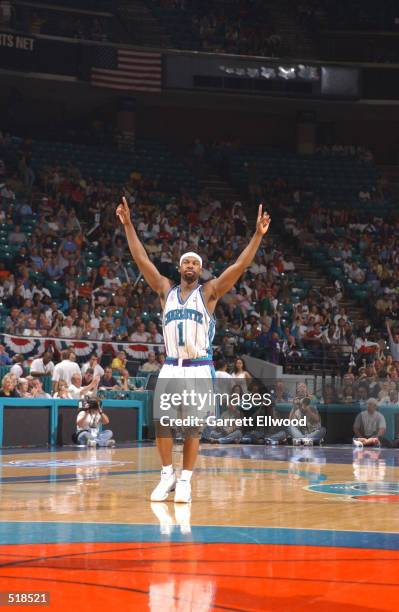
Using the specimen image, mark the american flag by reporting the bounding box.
[91,47,162,93]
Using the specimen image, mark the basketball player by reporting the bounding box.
[116,197,271,502]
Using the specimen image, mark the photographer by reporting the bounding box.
[74,398,115,448]
[288,397,326,445]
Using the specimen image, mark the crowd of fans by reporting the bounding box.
[0,131,300,363]
[1,129,399,445]
[2,346,398,447]
[0,347,163,399]
[1,131,398,377]
[150,0,282,56]
[296,0,399,63]
[0,0,114,41]
[282,195,399,327]
[318,1,399,33]
[1,128,399,448]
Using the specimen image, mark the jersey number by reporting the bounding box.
[177,322,185,346]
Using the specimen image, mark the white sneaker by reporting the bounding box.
[302,438,313,446]
[87,439,97,448]
[106,439,116,447]
[150,470,177,502]
[174,479,192,503]
[353,439,363,448]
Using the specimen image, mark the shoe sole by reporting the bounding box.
[174,489,192,503]
[174,496,192,503]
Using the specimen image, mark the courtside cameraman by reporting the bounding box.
[74,398,115,448]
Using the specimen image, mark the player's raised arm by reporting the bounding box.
[116,196,171,297]
[204,204,271,303]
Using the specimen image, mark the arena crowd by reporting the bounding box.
[1,129,399,446]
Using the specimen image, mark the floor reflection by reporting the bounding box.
[352,448,386,482]
[149,578,215,612]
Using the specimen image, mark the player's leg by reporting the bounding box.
[151,369,178,501]
[156,435,174,465]
[151,424,176,502]
[174,430,201,503]
[174,365,217,503]
[182,436,200,470]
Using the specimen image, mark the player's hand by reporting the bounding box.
[256,204,271,236]
[116,196,132,226]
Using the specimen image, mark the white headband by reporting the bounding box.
[179,252,203,267]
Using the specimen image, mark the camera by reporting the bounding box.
[81,397,101,412]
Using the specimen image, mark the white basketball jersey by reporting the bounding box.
[162,285,215,359]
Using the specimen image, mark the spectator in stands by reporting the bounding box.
[232,357,252,390]
[354,333,379,361]
[141,351,161,372]
[215,358,232,381]
[323,384,338,404]
[60,316,77,339]
[288,397,326,445]
[53,380,72,399]
[376,295,392,315]
[0,181,14,203]
[75,398,115,448]
[10,355,24,379]
[379,389,398,406]
[130,322,150,343]
[147,320,163,344]
[353,398,387,447]
[22,318,41,337]
[0,373,18,397]
[99,366,119,390]
[30,351,54,378]
[111,351,127,374]
[68,372,100,399]
[273,381,288,402]
[16,378,31,398]
[81,367,94,387]
[52,349,81,392]
[0,344,12,366]
[8,224,25,246]
[81,355,104,379]
[30,378,51,399]
[386,320,399,361]
[376,381,393,404]
[348,262,365,284]
[282,334,302,371]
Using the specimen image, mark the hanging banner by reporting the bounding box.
[0,333,165,362]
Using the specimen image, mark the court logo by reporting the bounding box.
[307,482,399,502]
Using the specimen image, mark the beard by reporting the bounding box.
[182,271,199,283]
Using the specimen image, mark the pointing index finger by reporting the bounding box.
[122,196,128,209]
